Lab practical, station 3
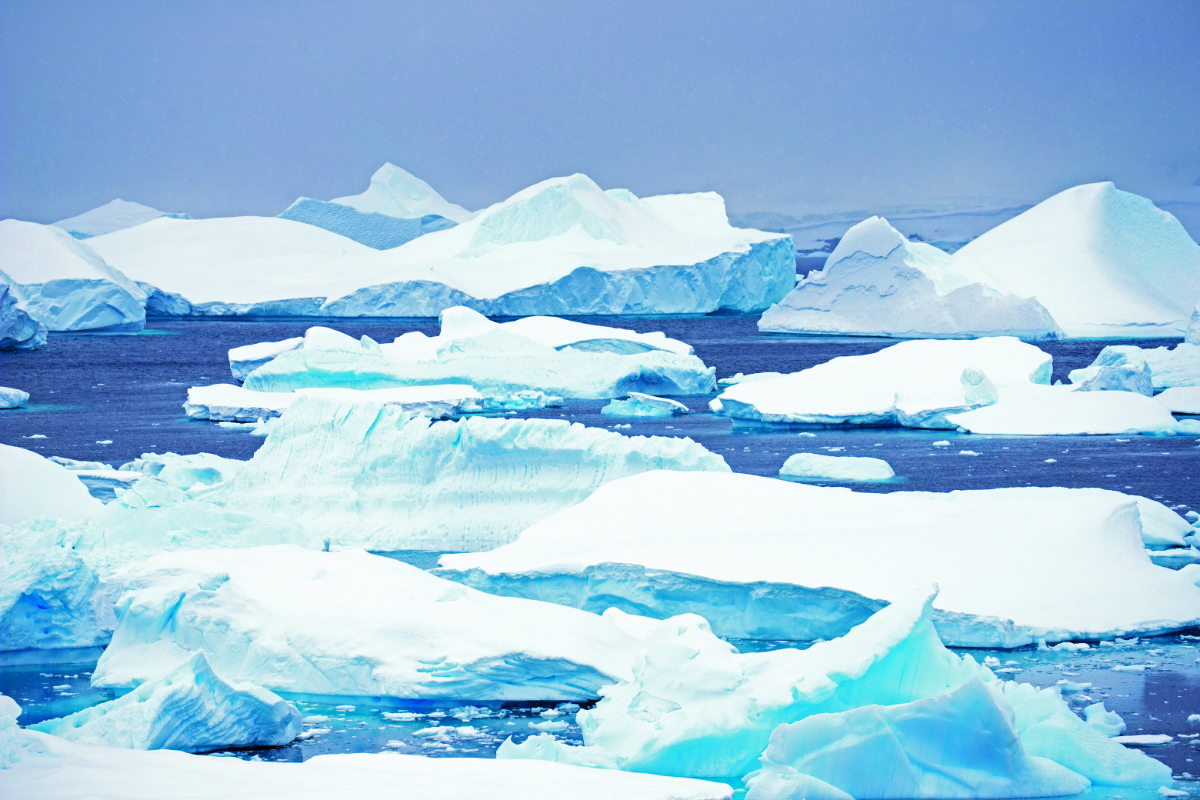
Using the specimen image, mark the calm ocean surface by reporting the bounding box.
[1,316,1197,782]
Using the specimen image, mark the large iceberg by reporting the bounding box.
[330,162,473,222]
[499,589,1168,792]
[238,309,715,399]
[88,174,793,317]
[279,196,455,249]
[758,216,1062,339]
[93,545,679,701]
[945,384,1181,435]
[0,220,145,332]
[206,395,728,551]
[710,337,1051,428]
[0,284,47,350]
[31,652,300,752]
[51,199,190,239]
[439,471,1200,647]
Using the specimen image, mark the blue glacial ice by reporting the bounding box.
[499,588,1170,792]
[0,386,30,409]
[206,395,728,551]
[601,392,690,418]
[90,545,684,702]
[183,383,486,423]
[279,196,455,249]
[0,220,146,333]
[238,310,715,400]
[31,651,300,752]
[0,284,46,350]
[778,452,895,482]
[439,471,1200,647]
[758,215,1063,340]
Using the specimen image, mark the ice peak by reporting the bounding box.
[331,162,471,222]
[825,216,907,264]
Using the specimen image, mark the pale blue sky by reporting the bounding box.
[2,0,1197,222]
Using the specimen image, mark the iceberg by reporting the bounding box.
[1156,386,1200,415]
[206,395,728,551]
[1071,343,1200,391]
[499,589,1168,791]
[240,309,716,399]
[228,335,303,380]
[183,383,483,422]
[31,652,300,752]
[2,713,734,800]
[778,452,895,482]
[51,199,190,239]
[710,337,1051,428]
[438,471,1200,647]
[952,183,1200,338]
[602,392,690,417]
[0,284,46,350]
[0,444,102,526]
[88,174,793,317]
[279,196,455,249]
[946,384,1180,435]
[0,387,29,409]
[0,220,145,332]
[758,216,1062,339]
[93,545,679,701]
[330,162,473,223]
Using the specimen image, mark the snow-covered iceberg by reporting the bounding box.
[778,452,895,482]
[499,589,1169,792]
[438,471,1200,647]
[759,216,1062,339]
[2,712,734,799]
[0,387,29,409]
[602,392,690,417]
[0,220,145,332]
[52,199,190,239]
[952,182,1200,338]
[31,652,300,752]
[206,395,728,551]
[0,285,46,350]
[279,197,455,249]
[0,444,102,526]
[946,384,1180,435]
[710,337,1051,428]
[93,545,681,701]
[1188,303,1200,344]
[331,162,472,223]
[1071,343,1200,391]
[239,309,715,399]
[1157,386,1200,415]
[88,174,793,317]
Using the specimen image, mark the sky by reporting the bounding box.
[2,0,1198,223]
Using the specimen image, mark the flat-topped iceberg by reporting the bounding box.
[759,215,1062,339]
[710,337,1051,428]
[439,471,1200,647]
[779,452,895,482]
[499,589,1168,792]
[946,384,1181,435]
[88,174,792,317]
[331,162,473,223]
[31,652,300,752]
[206,395,728,551]
[0,220,145,332]
[52,199,190,239]
[94,545,680,701]
[239,309,715,399]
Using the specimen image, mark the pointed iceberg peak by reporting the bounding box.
[332,162,472,222]
[826,215,908,263]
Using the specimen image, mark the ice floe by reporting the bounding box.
[778,452,895,482]
[0,284,46,350]
[0,387,29,409]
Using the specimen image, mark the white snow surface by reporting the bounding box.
[31,652,301,752]
[0,444,102,526]
[205,394,728,551]
[0,285,46,350]
[92,545,682,701]
[0,220,146,332]
[440,472,1200,646]
[88,174,793,316]
[711,337,1051,428]
[52,199,189,238]
[1072,344,1200,391]
[330,163,472,222]
[500,589,1168,790]
[779,452,895,482]
[1,725,733,799]
[759,215,1062,339]
[1156,386,1200,415]
[952,182,1200,338]
[946,385,1180,435]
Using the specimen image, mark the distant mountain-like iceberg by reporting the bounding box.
[51,198,190,239]
[760,183,1200,339]
[84,173,794,317]
[331,162,473,223]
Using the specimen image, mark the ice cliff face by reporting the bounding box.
[31,652,300,752]
[331,162,473,222]
[278,197,455,249]
[0,220,145,333]
[0,284,46,350]
[52,199,190,239]
[208,395,729,551]
[759,216,1062,339]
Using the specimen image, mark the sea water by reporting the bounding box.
[1,316,1197,784]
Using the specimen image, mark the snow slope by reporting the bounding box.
[330,162,472,222]
[52,199,190,239]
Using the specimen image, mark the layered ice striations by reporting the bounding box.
[439,471,1200,647]
[206,395,729,551]
[31,652,301,752]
